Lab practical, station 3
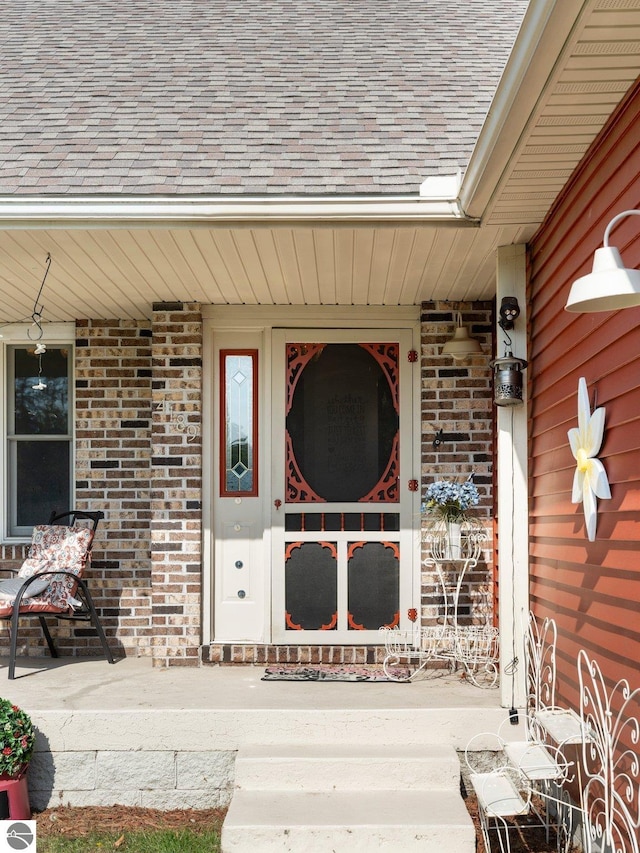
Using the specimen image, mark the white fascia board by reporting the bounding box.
[0,195,476,228]
[459,0,587,220]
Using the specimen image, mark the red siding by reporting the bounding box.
[528,78,640,708]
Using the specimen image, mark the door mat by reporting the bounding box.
[261,664,411,682]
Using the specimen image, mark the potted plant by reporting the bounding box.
[423,477,480,559]
[0,698,35,819]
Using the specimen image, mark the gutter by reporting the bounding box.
[0,195,479,228]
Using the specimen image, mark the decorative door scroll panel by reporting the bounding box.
[285,542,337,631]
[285,343,399,504]
[284,540,400,632]
[347,541,400,631]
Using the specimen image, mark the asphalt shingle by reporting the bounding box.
[0,0,529,196]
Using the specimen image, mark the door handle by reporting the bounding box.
[274,499,282,510]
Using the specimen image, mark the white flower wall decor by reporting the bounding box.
[568,377,611,541]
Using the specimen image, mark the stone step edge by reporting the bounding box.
[223,788,474,827]
[235,743,458,758]
[233,743,462,792]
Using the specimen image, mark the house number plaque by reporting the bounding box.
[155,398,200,442]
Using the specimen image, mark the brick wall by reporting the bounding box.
[75,319,154,659]
[150,303,203,667]
[1,302,494,667]
[0,309,204,668]
[420,301,495,629]
[0,319,155,660]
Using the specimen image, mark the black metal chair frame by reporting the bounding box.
[1,510,115,679]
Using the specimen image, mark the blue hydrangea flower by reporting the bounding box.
[422,478,480,521]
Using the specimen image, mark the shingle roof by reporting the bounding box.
[0,0,528,196]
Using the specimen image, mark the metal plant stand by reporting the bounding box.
[382,521,498,687]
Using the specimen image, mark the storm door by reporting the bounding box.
[271,329,417,643]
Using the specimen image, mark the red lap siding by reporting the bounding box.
[528,78,640,703]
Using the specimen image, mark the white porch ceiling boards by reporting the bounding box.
[0,222,530,322]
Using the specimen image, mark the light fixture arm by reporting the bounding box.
[603,209,640,247]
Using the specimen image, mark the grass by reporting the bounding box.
[37,827,222,852]
[34,807,225,853]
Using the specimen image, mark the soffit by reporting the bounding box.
[476,0,640,227]
[0,221,530,322]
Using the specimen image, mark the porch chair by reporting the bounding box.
[0,510,115,679]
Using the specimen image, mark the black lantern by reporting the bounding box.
[491,353,527,406]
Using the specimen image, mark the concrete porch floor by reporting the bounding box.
[1,654,506,715]
[0,656,520,811]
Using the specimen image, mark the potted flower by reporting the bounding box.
[0,698,35,819]
[423,477,480,558]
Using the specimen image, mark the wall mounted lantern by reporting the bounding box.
[442,310,482,362]
[565,209,640,312]
[491,353,527,406]
[491,296,527,406]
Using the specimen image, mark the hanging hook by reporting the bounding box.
[28,311,44,341]
[33,253,51,317]
[27,253,51,341]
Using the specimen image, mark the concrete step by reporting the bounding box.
[221,789,475,853]
[233,743,461,791]
[221,743,475,853]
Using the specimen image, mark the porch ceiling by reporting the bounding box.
[0,220,533,322]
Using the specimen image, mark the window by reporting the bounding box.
[220,350,258,497]
[3,334,74,538]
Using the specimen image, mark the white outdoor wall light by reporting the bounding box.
[442,310,482,362]
[565,209,640,312]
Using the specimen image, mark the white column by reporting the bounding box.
[496,244,529,709]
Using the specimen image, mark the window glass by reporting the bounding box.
[221,350,258,496]
[15,441,70,526]
[13,347,69,434]
[6,344,73,536]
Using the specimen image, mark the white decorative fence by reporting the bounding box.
[466,613,640,853]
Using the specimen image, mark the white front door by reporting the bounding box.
[271,328,418,643]
[209,313,420,646]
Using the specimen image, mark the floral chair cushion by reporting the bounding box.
[0,525,94,613]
